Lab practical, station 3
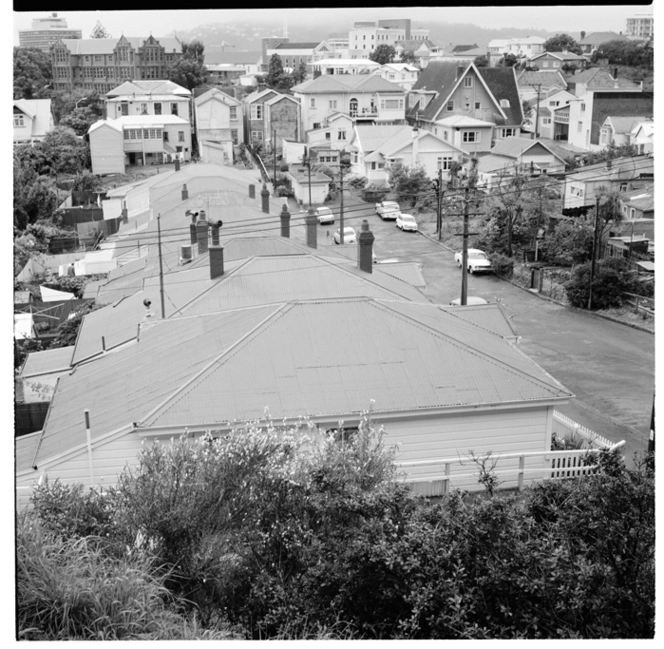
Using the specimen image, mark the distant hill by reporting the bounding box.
[166,19,580,52]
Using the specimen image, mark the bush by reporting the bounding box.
[565,259,641,310]
[489,252,514,278]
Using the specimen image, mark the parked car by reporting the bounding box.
[333,227,357,244]
[314,206,334,225]
[449,296,489,306]
[454,248,493,274]
[375,201,400,220]
[396,213,418,232]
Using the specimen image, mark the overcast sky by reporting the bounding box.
[11,6,655,44]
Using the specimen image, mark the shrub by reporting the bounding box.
[564,260,641,309]
[489,252,514,278]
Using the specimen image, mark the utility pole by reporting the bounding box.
[588,196,601,310]
[435,168,444,241]
[157,213,166,319]
[339,151,345,244]
[532,84,542,139]
[301,148,312,209]
[273,129,277,189]
[461,186,470,305]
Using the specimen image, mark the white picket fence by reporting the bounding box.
[552,411,614,450]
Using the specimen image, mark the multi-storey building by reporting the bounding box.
[626,14,654,40]
[243,88,301,149]
[18,13,81,52]
[487,36,545,66]
[266,41,333,70]
[194,87,243,164]
[51,35,183,94]
[105,80,192,123]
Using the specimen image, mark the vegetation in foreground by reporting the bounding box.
[17,417,654,640]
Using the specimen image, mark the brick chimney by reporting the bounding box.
[121,201,128,223]
[196,210,209,254]
[280,203,291,238]
[174,157,180,172]
[188,211,198,245]
[305,207,317,249]
[249,184,255,199]
[357,219,374,273]
[209,245,224,279]
[210,220,222,246]
[261,183,270,213]
[182,183,188,200]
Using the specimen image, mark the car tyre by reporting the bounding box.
[468,266,474,274]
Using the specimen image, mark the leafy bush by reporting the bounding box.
[489,252,514,278]
[347,174,368,190]
[565,259,641,309]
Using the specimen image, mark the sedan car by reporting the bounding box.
[454,248,493,274]
[314,206,334,225]
[333,227,357,244]
[375,201,400,220]
[396,213,418,232]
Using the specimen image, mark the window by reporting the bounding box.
[378,162,385,169]
[371,162,376,170]
[329,99,337,109]
[475,101,481,110]
[464,101,471,110]
[230,129,238,144]
[446,100,454,111]
[581,102,586,112]
[178,131,185,142]
[464,77,473,88]
[171,103,178,116]
[310,98,316,108]
[325,132,331,140]
[462,131,480,143]
[381,99,401,110]
[543,117,551,125]
[313,122,321,130]
[251,104,263,120]
[437,156,453,170]
[154,102,162,115]
[501,128,516,137]
[163,131,169,141]
[443,130,448,141]
[251,130,264,141]
[338,128,346,140]
[229,106,237,120]
[140,103,148,114]
[13,114,24,127]
[577,121,583,133]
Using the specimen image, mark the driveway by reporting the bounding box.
[303,201,654,463]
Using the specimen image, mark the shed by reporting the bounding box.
[88,120,125,175]
[286,168,333,205]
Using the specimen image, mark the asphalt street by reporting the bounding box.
[302,201,654,463]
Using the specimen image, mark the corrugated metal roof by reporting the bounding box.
[490,137,565,162]
[374,262,427,288]
[579,31,630,45]
[107,80,190,97]
[293,74,405,95]
[20,346,74,378]
[27,298,572,470]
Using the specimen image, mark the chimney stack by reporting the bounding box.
[456,65,465,80]
[210,220,222,246]
[188,210,198,245]
[182,183,188,200]
[249,184,255,199]
[305,207,317,249]
[209,245,224,279]
[357,219,374,273]
[280,203,291,238]
[613,67,618,79]
[121,201,128,223]
[196,210,209,254]
[261,183,270,213]
[174,157,181,172]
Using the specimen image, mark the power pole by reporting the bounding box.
[273,129,277,189]
[157,213,166,319]
[532,83,542,139]
[339,152,345,244]
[461,186,470,305]
[588,196,601,310]
[435,168,444,241]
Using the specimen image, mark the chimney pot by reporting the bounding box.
[249,184,256,199]
[196,212,209,254]
[280,203,291,238]
[210,220,222,246]
[174,158,180,172]
[305,207,317,249]
[182,183,188,200]
[209,245,224,279]
[357,219,375,273]
[261,183,270,214]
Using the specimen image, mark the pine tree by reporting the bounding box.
[90,21,112,39]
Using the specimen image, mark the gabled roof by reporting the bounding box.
[194,87,242,107]
[243,88,278,104]
[603,115,649,134]
[590,92,654,145]
[13,99,53,137]
[273,41,323,50]
[364,126,464,162]
[106,80,191,98]
[434,114,494,128]
[19,346,74,379]
[566,67,641,90]
[489,136,566,163]
[517,70,567,89]
[56,36,182,55]
[25,297,571,471]
[354,124,409,152]
[292,74,405,95]
[530,51,586,62]
[476,66,523,125]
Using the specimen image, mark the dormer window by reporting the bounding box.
[500,99,510,108]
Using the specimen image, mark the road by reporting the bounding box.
[306,203,654,463]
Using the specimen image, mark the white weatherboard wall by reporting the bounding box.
[90,123,125,175]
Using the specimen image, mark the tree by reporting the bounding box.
[543,33,582,55]
[539,219,594,266]
[522,99,533,126]
[473,54,489,68]
[292,60,308,85]
[90,21,112,38]
[591,39,653,69]
[498,53,518,67]
[41,126,91,175]
[369,44,396,65]
[13,47,53,100]
[59,106,99,136]
[167,40,208,90]
[265,53,294,93]
[182,39,205,65]
[400,50,417,64]
[565,259,640,309]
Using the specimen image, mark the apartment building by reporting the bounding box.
[18,12,81,52]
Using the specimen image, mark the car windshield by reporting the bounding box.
[318,208,332,215]
[384,202,398,209]
[469,252,487,259]
[402,215,415,221]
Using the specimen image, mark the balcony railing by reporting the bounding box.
[554,109,570,124]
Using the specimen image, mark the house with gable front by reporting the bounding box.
[292,74,406,134]
[194,87,243,165]
[13,99,54,145]
[243,88,301,150]
[528,50,587,72]
[406,61,523,153]
[630,119,653,154]
[516,69,568,103]
[522,88,576,139]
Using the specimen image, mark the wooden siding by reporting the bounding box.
[90,125,125,175]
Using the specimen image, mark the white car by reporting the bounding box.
[375,201,400,220]
[333,227,357,244]
[314,206,334,225]
[454,248,493,274]
[396,213,418,232]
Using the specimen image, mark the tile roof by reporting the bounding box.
[517,70,567,89]
[477,66,524,125]
[490,136,565,162]
[579,31,630,45]
[292,74,405,94]
[566,67,641,89]
[107,80,190,97]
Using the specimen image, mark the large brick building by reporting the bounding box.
[51,35,184,94]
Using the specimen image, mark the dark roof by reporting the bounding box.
[590,92,654,145]
[395,38,436,51]
[451,44,479,53]
[477,66,524,125]
[579,31,630,45]
[274,42,322,50]
[407,61,467,121]
[204,50,262,65]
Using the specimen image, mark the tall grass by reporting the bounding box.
[16,514,237,640]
